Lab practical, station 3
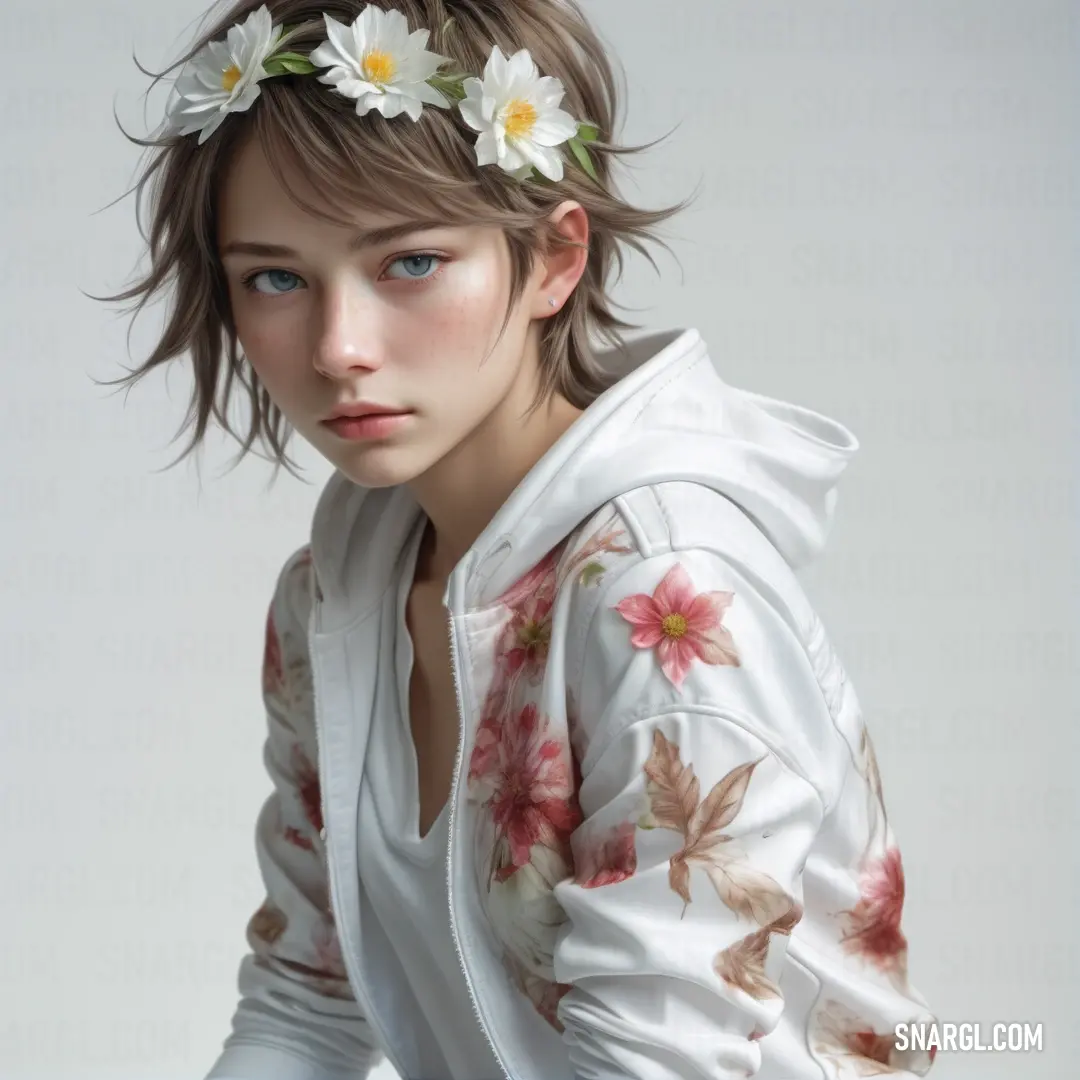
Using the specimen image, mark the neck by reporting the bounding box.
[407,372,583,587]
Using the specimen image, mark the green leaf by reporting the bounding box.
[578,561,606,587]
[428,73,468,102]
[279,57,316,75]
[263,50,316,76]
[567,136,599,183]
[271,50,315,65]
[576,123,600,143]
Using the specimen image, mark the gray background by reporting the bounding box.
[2,0,1076,1077]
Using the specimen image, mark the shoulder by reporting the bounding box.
[262,544,318,734]
[268,543,318,634]
[554,485,847,804]
[557,481,814,650]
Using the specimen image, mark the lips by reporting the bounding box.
[324,404,409,421]
[322,410,414,441]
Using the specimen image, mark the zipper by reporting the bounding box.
[444,586,513,1080]
[308,589,410,1080]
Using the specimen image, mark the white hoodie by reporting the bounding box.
[205,327,937,1080]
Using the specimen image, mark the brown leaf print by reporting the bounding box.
[839,847,909,981]
[574,819,638,888]
[639,731,791,924]
[262,608,284,698]
[247,900,287,946]
[714,927,780,1000]
[812,999,935,1076]
[703,857,797,927]
[713,902,802,1002]
[859,726,884,814]
[856,725,889,858]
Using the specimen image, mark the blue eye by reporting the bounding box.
[241,269,302,295]
[387,253,444,281]
[238,253,446,297]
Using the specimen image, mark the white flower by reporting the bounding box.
[163,4,283,145]
[458,46,580,181]
[484,840,570,979]
[309,6,451,121]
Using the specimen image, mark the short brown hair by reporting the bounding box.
[94,0,698,481]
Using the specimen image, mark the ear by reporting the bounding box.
[531,201,589,318]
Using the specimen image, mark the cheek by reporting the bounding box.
[412,262,509,360]
[235,315,304,386]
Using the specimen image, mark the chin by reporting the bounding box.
[332,447,430,490]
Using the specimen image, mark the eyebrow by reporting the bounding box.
[219,219,450,258]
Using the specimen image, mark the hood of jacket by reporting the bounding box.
[309,327,859,614]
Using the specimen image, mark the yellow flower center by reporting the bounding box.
[518,620,551,652]
[363,49,396,86]
[221,64,242,93]
[503,98,538,139]
[661,613,688,639]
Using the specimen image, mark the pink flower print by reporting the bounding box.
[492,551,560,687]
[283,825,314,852]
[840,846,909,978]
[575,820,638,888]
[495,549,561,610]
[485,704,582,883]
[614,562,740,689]
[468,718,502,789]
[290,744,324,835]
[502,591,555,681]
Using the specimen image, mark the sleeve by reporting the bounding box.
[551,547,833,1080]
[204,548,384,1080]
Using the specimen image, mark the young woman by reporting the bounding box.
[102,2,937,1077]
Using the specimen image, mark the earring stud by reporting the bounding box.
[548,298,557,308]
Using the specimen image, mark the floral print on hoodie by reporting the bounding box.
[246,549,353,1003]
[457,509,933,1076]
[241,498,934,1078]
[464,510,633,1028]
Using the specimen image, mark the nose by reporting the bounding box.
[311,280,384,379]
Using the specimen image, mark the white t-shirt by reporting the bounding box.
[357,518,568,1080]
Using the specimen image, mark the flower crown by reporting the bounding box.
[162,3,600,185]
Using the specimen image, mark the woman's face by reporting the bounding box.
[216,135,558,489]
